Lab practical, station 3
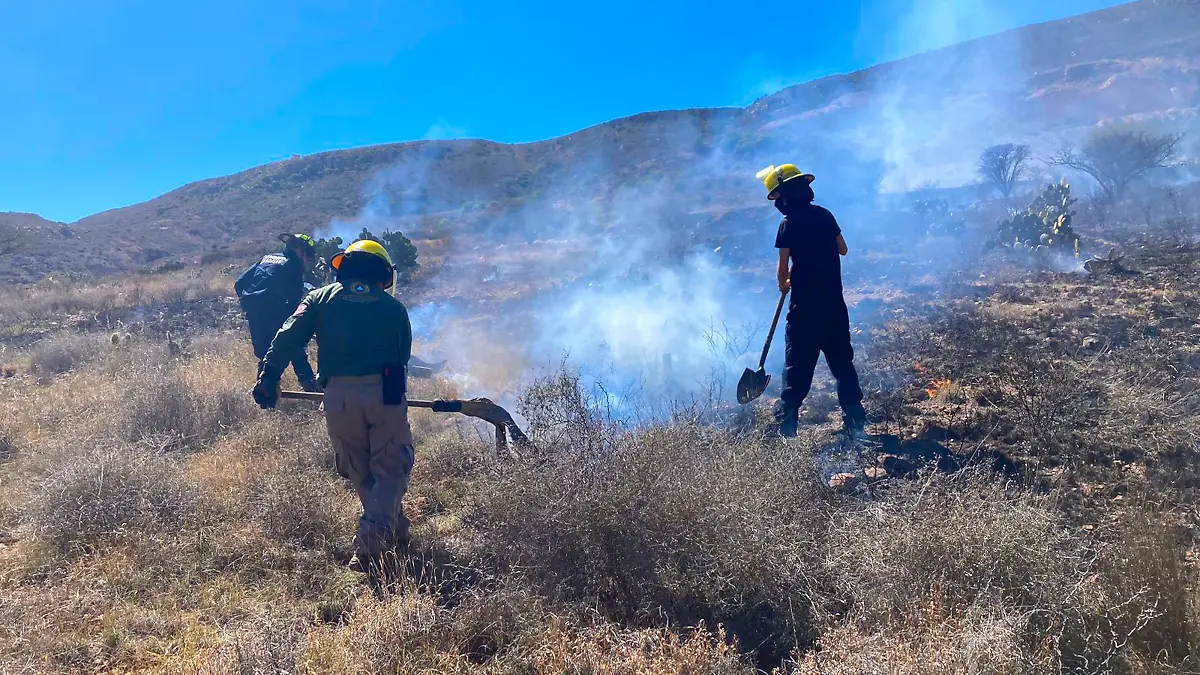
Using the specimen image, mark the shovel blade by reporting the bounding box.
[736,367,771,404]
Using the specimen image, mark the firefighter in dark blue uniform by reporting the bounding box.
[756,164,866,437]
[235,233,320,391]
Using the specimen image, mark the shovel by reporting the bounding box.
[736,290,788,404]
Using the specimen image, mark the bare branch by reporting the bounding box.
[1048,128,1184,202]
[978,143,1032,198]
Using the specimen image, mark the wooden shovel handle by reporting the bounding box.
[758,291,788,369]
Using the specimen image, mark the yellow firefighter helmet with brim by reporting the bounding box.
[280,232,316,253]
[756,164,815,199]
[330,239,396,289]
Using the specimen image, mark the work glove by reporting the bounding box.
[252,366,284,409]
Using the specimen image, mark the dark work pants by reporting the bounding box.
[781,301,864,417]
[248,312,315,381]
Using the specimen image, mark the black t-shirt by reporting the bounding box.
[774,203,844,306]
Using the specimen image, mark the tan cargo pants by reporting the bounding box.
[322,375,415,559]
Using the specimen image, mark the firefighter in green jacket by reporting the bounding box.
[252,239,414,572]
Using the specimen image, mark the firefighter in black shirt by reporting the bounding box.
[756,164,866,437]
[234,233,320,392]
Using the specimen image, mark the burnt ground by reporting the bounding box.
[793,242,1200,532]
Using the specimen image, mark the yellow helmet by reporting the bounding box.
[330,239,396,289]
[279,232,316,254]
[755,164,815,198]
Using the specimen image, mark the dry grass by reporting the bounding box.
[824,475,1089,622]
[0,267,235,327]
[22,443,201,558]
[475,380,829,666]
[0,243,1198,673]
[27,332,104,375]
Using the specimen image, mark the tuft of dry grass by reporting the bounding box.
[824,473,1089,623]
[791,606,1034,675]
[298,586,752,675]
[245,466,355,550]
[22,443,201,558]
[28,332,103,375]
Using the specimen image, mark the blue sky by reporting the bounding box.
[1,0,1123,222]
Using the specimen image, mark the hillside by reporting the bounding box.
[2,0,1199,284]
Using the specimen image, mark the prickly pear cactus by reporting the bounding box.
[913,198,966,237]
[996,180,1081,257]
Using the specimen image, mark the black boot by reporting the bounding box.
[775,402,800,438]
[842,403,867,436]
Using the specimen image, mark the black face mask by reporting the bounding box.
[774,180,815,212]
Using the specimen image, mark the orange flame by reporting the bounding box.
[926,378,953,399]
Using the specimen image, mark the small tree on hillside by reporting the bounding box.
[978,143,1031,198]
[356,227,419,286]
[1049,127,1183,203]
[0,223,30,258]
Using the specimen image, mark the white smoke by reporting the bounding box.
[321,1,1143,413]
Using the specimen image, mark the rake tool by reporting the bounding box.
[280,391,532,459]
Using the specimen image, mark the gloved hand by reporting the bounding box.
[252,366,283,409]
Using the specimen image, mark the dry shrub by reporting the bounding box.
[822,474,1199,671]
[825,473,1089,622]
[245,467,351,550]
[117,364,257,451]
[205,388,260,437]
[1100,347,1200,493]
[792,606,1032,675]
[28,332,103,375]
[475,376,828,667]
[516,370,609,453]
[0,585,112,672]
[237,411,334,471]
[119,366,206,449]
[304,586,750,674]
[23,444,199,556]
[0,422,16,463]
[1090,512,1198,671]
[306,591,458,673]
[523,623,750,675]
[229,617,308,675]
[987,352,1107,467]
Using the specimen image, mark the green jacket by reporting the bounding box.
[263,280,412,381]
